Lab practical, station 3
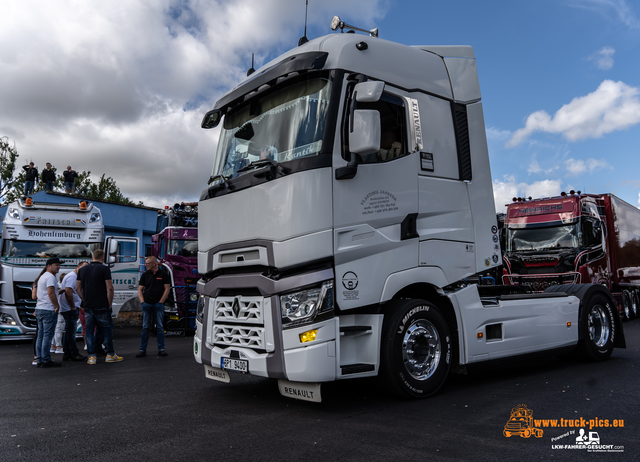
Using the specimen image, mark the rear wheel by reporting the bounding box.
[622,291,632,321]
[378,299,452,398]
[579,293,615,361]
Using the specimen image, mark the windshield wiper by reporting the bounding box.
[237,158,291,177]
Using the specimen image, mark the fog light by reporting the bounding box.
[299,329,318,343]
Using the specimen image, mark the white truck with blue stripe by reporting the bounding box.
[0,198,139,340]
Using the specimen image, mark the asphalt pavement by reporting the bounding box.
[1,321,639,462]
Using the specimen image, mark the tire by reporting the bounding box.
[377,299,452,398]
[622,291,631,321]
[579,293,615,361]
[522,428,532,438]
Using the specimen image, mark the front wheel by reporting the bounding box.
[377,299,452,398]
[579,293,615,361]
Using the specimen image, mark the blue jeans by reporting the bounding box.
[65,181,75,192]
[44,181,54,191]
[24,180,35,196]
[140,302,165,352]
[35,310,57,363]
[85,308,114,356]
[61,310,80,356]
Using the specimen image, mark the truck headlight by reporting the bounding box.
[8,208,20,219]
[280,281,334,328]
[90,212,101,223]
[0,313,17,325]
[196,295,206,321]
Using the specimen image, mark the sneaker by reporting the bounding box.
[106,354,123,363]
[136,350,146,358]
[41,360,62,368]
[158,350,168,357]
[55,347,64,354]
[84,345,87,350]
[32,360,38,366]
[50,347,56,353]
[87,356,97,365]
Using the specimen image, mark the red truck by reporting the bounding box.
[503,191,640,320]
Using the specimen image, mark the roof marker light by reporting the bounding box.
[79,201,87,210]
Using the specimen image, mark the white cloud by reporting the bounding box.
[0,0,386,207]
[564,157,612,175]
[567,0,640,30]
[590,46,615,70]
[486,127,512,141]
[528,160,542,174]
[492,175,563,213]
[507,80,640,147]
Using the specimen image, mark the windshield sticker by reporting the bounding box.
[277,140,322,162]
[360,190,398,216]
[27,230,82,239]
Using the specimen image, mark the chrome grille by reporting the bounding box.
[214,296,263,323]
[211,325,265,349]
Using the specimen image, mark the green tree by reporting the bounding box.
[0,136,19,203]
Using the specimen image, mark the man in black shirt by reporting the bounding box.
[23,162,38,196]
[76,249,124,365]
[41,162,56,192]
[136,256,171,358]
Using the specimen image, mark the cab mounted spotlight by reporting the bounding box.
[330,15,378,37]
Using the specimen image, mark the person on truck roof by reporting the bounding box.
[23,162,38,196]
[42,163,56,192]
[62,166,78,194]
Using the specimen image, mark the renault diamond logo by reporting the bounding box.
[232,297,241,318]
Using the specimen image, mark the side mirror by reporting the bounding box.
[353,81,384,102]
[109,239,119,255]
[202,109,222,129]
[349,110,381,155]
[108,255,116,264]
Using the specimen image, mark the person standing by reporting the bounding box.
[59,262,88,361]
[35,258,62,368]
[136,256,170,358]
[41,162,56,192]
[23,162,38,196]
[76,249,123,365]
[62,166,78,194]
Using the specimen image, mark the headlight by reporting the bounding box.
[8,208,20,219]
[0,313,17,325]
[90,212,101,223]
[196,295,206,320]
[280,281,334,328]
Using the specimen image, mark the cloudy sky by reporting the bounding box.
[1,0,639,211]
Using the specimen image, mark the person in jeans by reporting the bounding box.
[136,256,170,358]
[41,162,56,192]
[76,249,123,365]
[62,166,78,194]
[23,162,38,196]
[34,258,62,368]
[59,262,88,362]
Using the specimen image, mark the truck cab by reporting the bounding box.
[151,203,199,334]
[193,18,624,401]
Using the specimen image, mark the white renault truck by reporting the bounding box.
[0,198,139,340]
[193,17,625,401]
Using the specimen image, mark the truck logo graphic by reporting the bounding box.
[232,297,241,318]
[503,404,544,438]
[342,272,358,290]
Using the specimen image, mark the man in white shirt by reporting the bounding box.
[59,261,88,361]
[35,257,62,367]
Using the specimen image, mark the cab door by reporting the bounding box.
[105,236,140,317]
[332,80,419,309]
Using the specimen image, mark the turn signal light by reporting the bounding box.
[299,329,318,343]
[477,332,483,339]
[567,322,571,327]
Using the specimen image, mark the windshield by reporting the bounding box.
[213,76,332,180]
[2,240,101,259]
[168,239,197,258]
[508,224,580,252]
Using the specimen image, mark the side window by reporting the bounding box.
[116,241,137,263]
[349,93,407,164]
[159,236,166,259]
[582,218,602,247]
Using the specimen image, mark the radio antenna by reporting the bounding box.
[247,53,255,76]
[298,0,309,46]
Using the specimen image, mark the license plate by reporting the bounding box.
[221,357,248,373]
